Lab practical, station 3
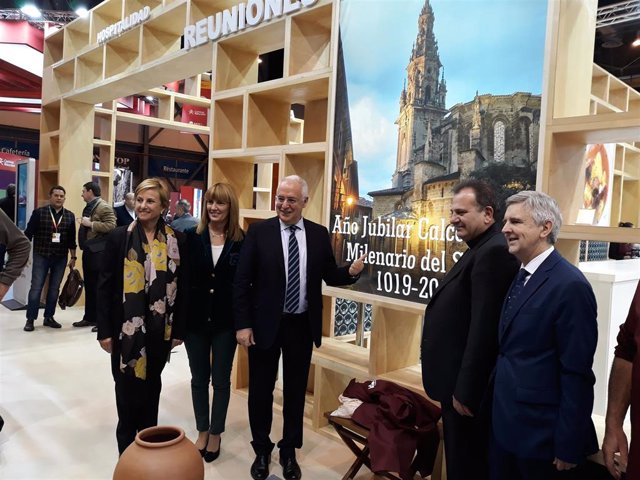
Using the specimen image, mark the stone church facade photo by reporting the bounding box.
[365,0,541,277]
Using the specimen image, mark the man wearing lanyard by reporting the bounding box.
[23,186,77,332]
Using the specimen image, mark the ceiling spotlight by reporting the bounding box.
[75,7,89,18]
[633,31,640,48]
[20,4,42,18]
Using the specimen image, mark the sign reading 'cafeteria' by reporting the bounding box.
[183,0,318,50]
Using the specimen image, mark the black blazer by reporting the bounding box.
[96,226,188,344]
[185,226,244,333]
[421,223,519,411]
[233,217,357,349]
[114,205,135,227]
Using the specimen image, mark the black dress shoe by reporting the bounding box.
[72,319,95,328]
[23,319,34,332]
[203,438,220,463]
[280,456,302,480]
[250,453,270,480]
[43,317,62,328]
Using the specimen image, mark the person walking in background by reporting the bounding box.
[421,180,519,480]
[184,183,244,463]
[491,191,598,480]
[234,175,365,480]
[0,183,16,272]
[96,178,188,455]
[170,199,198,232]
[23,185,77,332]
[73,181,116,333]
[0,183,16,221]
[603,279,640,480]
[114,192,136,227]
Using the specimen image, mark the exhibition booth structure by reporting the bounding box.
[38,0,640,437]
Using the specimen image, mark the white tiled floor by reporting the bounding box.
[0,305,374,480]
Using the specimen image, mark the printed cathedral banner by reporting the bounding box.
[330,0,548,303]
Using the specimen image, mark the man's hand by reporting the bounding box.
[236,328,255,347]
[602,426,629,479]
[553,458,576,471]
[99,337,112,354]
[80,217,92,228]
[171,338,183,349]
[452,395,474,417]
[349,253,366,276]
[68,257,76,269]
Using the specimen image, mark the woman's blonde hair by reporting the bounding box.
[196,183,243,241]
[135,178,170,209]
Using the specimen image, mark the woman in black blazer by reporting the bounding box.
[96,178,188,455]
[184,183,244,462]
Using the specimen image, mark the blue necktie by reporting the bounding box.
[504,268,529,316]
[285,225,300,313]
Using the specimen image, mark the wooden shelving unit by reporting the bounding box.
[40,0,437,442]
[539,0,640,261]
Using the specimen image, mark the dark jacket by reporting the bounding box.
[234,216,357,349]
[25,206,76,257]
[185,226,244,333]
[421,223,519,412]
[493,249,599,463]
[114,204,135,227]
[96,226,189,373]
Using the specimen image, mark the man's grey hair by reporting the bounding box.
[505,191,563,244]
[176,199,191,213]
[124,192,135,200]
[280,175,309,199]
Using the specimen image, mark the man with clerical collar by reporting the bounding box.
[23,185,77,332]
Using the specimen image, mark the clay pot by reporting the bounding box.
[113,425,204,480]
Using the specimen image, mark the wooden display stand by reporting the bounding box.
[41,0,628,473]
[40,0,417,444]
[539,0,640,262]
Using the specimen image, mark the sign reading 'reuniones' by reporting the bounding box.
[183,0,318,50]
[97,6,151,44]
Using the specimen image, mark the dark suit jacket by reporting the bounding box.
[233,216,357,349]
[96,226,189,374]
[492,249,599,463]
[421,224,519,411]
[185,226,243,333]
[114,205,135,227]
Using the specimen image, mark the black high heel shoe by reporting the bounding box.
[203,438,221,463]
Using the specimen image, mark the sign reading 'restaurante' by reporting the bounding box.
[183,0,318,50]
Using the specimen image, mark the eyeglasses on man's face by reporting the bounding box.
[275,195,302,206]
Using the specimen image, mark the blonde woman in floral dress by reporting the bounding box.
[96,178,189,455]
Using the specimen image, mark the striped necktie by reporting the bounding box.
[285,225,300,313]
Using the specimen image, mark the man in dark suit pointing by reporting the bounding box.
[234,175,365,480]
[421,180,519,480]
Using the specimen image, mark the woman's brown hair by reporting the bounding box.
[196,183,243,241]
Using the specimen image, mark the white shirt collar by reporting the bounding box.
[522,245,554,276]
[279,218,305,232]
